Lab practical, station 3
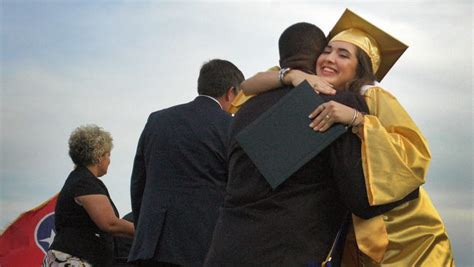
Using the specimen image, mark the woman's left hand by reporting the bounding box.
[285,70,336,95]
[308,101,354,131]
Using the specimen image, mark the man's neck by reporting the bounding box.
[198,95,223,110]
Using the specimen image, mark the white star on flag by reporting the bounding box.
[40,229,56,247]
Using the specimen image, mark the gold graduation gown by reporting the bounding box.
[348,86,454,266]
[228,90,254,115]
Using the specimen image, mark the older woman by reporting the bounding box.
[43,124,134,267]
[237,9,454,267]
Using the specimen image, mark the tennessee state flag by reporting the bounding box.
[0,194,58,267]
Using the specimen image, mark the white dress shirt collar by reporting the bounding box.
[198,95,223,110]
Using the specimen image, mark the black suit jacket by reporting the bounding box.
[205,87,406,266]
[129,96,231,266]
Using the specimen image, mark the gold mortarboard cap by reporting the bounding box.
[327,9,408,81]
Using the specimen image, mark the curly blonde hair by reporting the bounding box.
[68,124,113,167]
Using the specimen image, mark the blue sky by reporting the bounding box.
[1,1,472,265]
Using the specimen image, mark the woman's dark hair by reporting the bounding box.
[345,47,377,93]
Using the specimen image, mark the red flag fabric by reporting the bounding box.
[0,194,58,267]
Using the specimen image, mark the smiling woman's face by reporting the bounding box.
[316,41,358,90]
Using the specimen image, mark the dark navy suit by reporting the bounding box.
[129,96,231,266]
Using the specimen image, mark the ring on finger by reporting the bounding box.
[313,86,320,94]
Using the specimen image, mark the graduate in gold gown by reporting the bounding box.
[234,9,454,267]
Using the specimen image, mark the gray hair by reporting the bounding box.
[68,124,113,167]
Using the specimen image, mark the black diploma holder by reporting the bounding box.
[236,81,347,189]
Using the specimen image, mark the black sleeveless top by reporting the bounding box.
[50,166,119,266]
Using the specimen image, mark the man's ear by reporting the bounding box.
[225,86,236,101]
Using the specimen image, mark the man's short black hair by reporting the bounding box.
[197,59,245,98]
[278,22,327,74]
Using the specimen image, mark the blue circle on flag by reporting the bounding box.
[35,212,56,254]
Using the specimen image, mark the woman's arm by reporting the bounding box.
[308,87,431,205]
[241,69,335,95]
[76,194,134,238]
[308,100,362,131]
[240,70,282,95]
[358,88,431,205]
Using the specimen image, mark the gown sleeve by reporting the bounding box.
[228,66,281,114]
[360,87,431,205]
